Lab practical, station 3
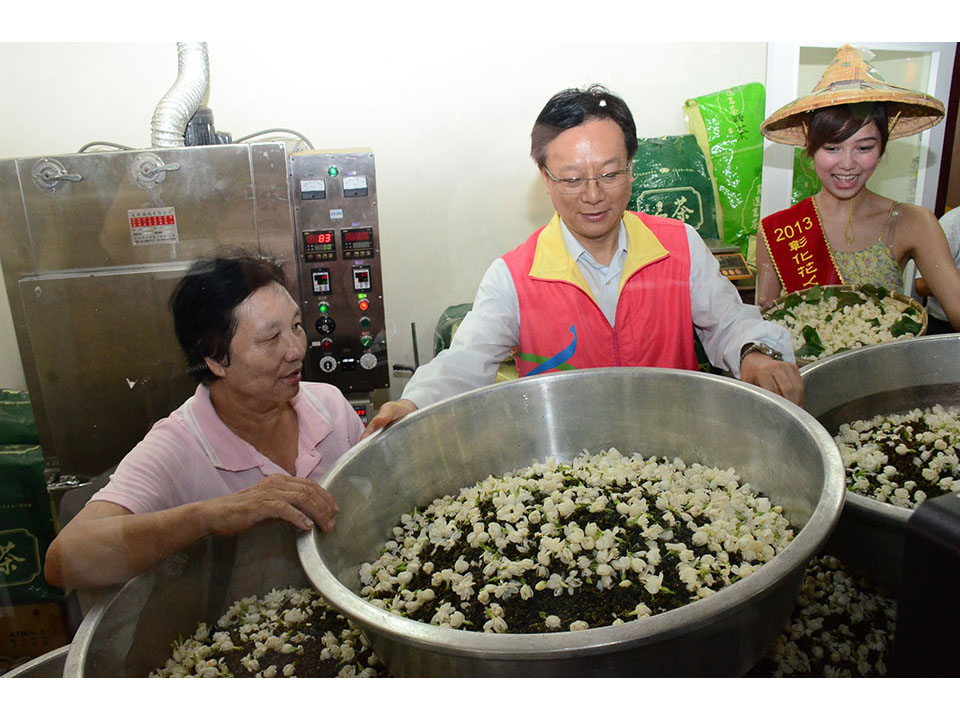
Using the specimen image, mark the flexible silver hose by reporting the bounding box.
[150,42,209,148]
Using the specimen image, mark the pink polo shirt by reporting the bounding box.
[89,382,365,514]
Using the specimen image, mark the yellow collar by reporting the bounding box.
[529,212,670,299]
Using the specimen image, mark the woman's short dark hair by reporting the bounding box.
[170,249,289,384]
[805,102,890,157]
[530,84,638,169]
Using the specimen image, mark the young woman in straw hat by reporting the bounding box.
[754,45,960,331]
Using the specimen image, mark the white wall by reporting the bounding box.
[0,41,768,396]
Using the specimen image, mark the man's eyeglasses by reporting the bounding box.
[543,164,632,194]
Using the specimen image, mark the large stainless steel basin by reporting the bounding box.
[63,523,306,677]
[800,333,960,590]
[298,367,845,677]
[1,645,69,678]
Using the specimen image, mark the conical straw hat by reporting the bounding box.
[761,45,945,146]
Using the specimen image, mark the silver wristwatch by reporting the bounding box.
[739,342,784,364]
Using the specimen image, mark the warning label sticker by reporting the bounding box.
[128,207,179,245]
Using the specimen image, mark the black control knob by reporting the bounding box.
[316,316,336,335]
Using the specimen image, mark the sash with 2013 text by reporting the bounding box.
[760,196,843,293]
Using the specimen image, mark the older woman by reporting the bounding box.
[755,45,960,331]
[44,252,364,590]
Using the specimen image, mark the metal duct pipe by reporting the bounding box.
[150,42,209,148]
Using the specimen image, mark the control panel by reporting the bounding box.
[289,150,388,394]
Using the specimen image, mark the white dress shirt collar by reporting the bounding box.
[558,218,628,273]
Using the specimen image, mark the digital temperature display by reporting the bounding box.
[342,228,375,259]
[305,231,334,246]
[343,229,370,243]
[303,230,336,261]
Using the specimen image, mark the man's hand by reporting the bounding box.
[359,399,418,440]
[740,351,804,406]
[202,474,340,535]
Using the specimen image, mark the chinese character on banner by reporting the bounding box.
[796,261,818,281]
[792,251,813,267]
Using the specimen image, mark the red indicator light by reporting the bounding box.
[358,299,370,311]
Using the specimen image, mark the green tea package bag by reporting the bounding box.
[630,135,721,242]
[0,445,62,605]
[0,390,39,446]
[683,83,766,262]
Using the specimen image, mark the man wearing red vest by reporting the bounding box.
[364,85,802,436]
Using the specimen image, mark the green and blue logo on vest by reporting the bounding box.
[517,324,580,376]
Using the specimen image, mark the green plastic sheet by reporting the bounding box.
[791,149,822,205]
[432,304,517,383]
[433,303,473,357]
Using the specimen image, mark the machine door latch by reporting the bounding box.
[132,152,181,186]
[32,158,83,190]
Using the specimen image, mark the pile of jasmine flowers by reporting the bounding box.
[835,404,960,509]
[151,586,384,677]
[765,285,923,362]
[359,448,794,633]
[750,555,897,677]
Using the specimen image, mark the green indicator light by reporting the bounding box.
[328,166,339,178]
[357,293,367,299]
[319,303,329,313]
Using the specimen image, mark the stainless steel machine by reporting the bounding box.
[0,142,389,482]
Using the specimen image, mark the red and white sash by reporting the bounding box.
[761,197,843,292]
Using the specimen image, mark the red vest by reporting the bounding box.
[503,211,697,377]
